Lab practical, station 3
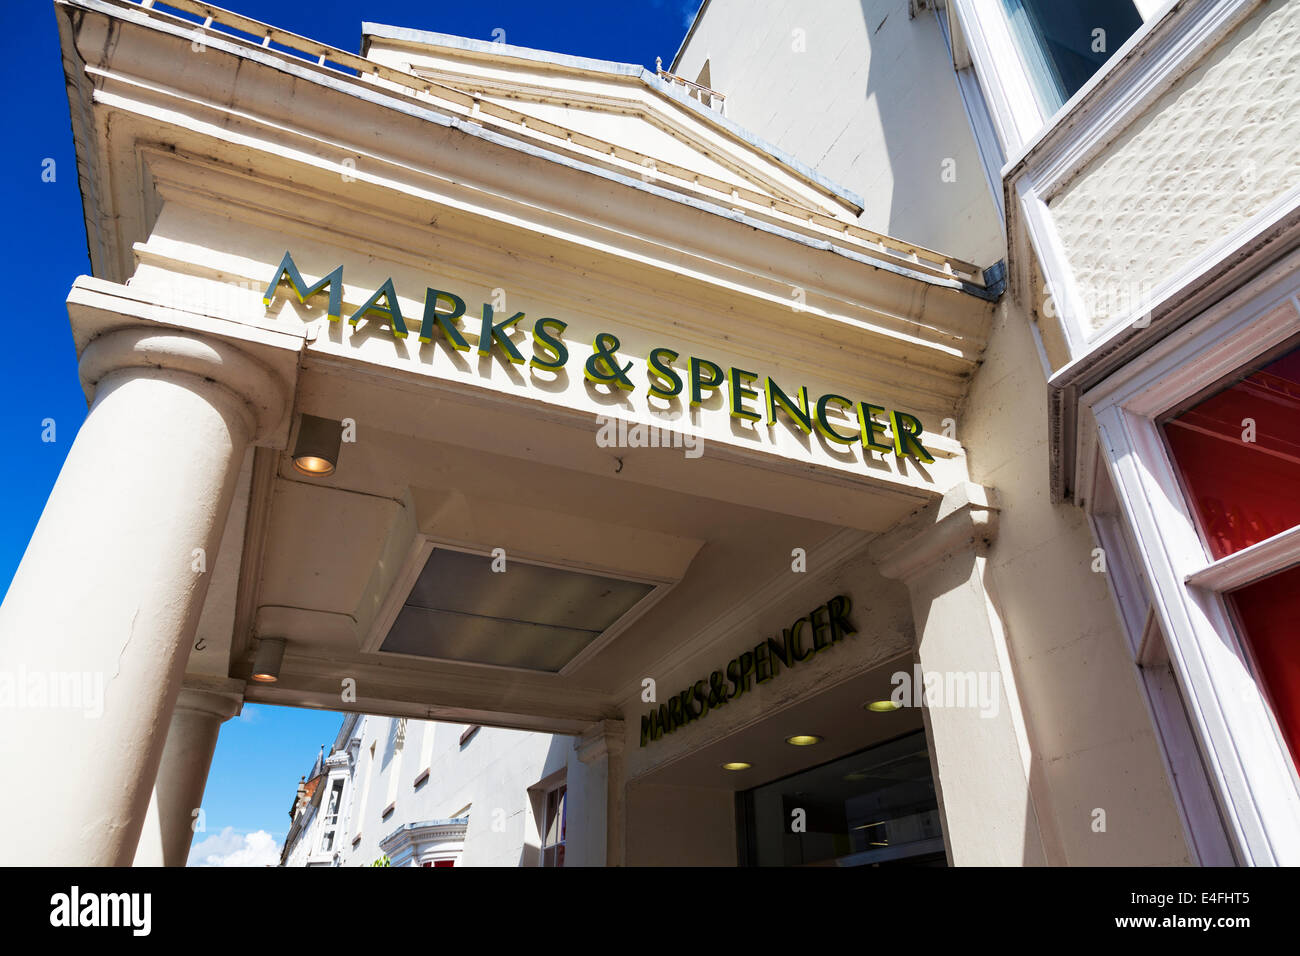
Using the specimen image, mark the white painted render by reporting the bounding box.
[281,716,581,867]
[7,0,1285,869]
[673,0,1006,269]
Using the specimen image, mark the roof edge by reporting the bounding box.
[362,22,644,78]
[59,0,988,295]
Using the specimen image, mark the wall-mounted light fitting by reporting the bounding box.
[292,414,342,477]
[251,638,286,683]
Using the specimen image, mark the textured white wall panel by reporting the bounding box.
[1050,0,1300,334]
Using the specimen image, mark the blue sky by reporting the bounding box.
[2,0,702,866]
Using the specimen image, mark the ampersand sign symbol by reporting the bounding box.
[584,332,635,391]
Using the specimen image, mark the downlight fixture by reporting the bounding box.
[292,414,342,477]
[251,638,287,683]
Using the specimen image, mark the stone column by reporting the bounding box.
[0,328,285,866]
[133,680,245,867]
[871,482,1062,866]
[575,719,626,866]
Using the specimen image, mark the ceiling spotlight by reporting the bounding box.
[251,638,286,683]
[292,414,342,477]
[721,761,752,771]
[785,734,823,746]
[865,700,902,713]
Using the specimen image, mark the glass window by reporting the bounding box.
[320,777,345,854]
[739,731,944,867]
[324,778,344,825]
[1161,341,1300,560]
[1001,0,1143,114]
[1229,563,1300,771]
[1089,280,1300,857]
[541,785,566,867]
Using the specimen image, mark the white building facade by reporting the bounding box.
[281,715,593,867]
[0,0,1295,868]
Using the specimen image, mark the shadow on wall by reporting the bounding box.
[856,0,1001,266]
[516,836,541,867]
[514,732,570,867]
[903,543,1050,866]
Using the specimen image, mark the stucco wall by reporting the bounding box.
[958,298,1191,865]
[675,0,1004,267]
[1050,0,1300,335]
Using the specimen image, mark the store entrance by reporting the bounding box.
[737,731,945,867]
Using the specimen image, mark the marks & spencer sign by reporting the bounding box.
[264,252,935,464]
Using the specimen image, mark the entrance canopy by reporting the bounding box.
[54,0,1000,738]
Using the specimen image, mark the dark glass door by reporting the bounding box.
[739,731,946,867]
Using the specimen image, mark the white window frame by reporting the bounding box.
[1085,459,1235,864]
[1080,249,1300,864]
[540,783,566,868]
[946,0,1054,156]
[948,0,1173,159]
[318,774,349,856]
[528,771,568,868]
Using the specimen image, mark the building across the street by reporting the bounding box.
[280,715,579,867]
[1,0,1296,866]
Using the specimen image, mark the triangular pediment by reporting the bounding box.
[54,0,985,297]
[360,24,865,222]
[357,24,982,286]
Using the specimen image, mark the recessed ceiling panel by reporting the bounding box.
[380,548,654,671]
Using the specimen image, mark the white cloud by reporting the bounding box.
[188,827,281,867]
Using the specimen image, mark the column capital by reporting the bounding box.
[79,327,287,443]
[871,482,1000,584]
[176,676,247,723]
[576,719,626,765]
